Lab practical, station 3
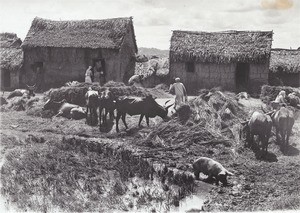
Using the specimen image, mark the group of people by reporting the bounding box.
[272,90,300,109]
[85,65,106,85]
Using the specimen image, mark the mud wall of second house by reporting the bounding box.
[169,62,236,94]
[22,47,121,90]
[170,61,269,94]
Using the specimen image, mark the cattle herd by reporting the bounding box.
[241,105,295,154]
[42,87,174,132]
[3,86,299,186]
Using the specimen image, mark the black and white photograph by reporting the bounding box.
[0,0,299,212]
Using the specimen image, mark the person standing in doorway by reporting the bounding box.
[169,77,188,110]
[85,66,93,83]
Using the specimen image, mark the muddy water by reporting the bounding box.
[171,181,213,212]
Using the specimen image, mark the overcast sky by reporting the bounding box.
[0,0,299,49]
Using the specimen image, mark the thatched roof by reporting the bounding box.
[0,33,23,71]
[170,30,273,63]
[22,17,137,51]
[0,33,22,48]
[269,49,300,73]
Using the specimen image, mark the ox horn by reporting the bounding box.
[165,103,174,110]
[164,100,171,106]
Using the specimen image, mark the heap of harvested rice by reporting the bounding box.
[26,97,54,118]
[103,81,126,87]
[154,83,169,92]
[47,81,170,106]
[260,85,300,103]
[0,96,7,105]
[143,89,247,150]
[1,95,53,118]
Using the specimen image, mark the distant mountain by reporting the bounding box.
[138,47,169,58]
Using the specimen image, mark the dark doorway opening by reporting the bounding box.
[235,63,250,92]
[32,62,44,91]
[1,70,11,89]
[93,59,106,85]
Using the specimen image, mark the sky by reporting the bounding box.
[0,0,299,50]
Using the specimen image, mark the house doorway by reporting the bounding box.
[1,70,11,89]
[32,62,44,91]
[235,62,250,92]
[93,59,106,85]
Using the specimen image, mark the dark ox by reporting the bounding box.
[115,95,173,132]
[99,89,116,127]
[241,111,272,153]
[43,98,85,119]
[7,84,36,99]
[270,107,294,150]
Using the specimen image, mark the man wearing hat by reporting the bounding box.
[169,77,188,110]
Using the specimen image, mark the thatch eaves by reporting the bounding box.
[270,49,300,73]
[22,17,138,51]
[0,33,23,71]
[170,30,273,63]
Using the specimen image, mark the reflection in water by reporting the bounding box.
[171,194,205,212]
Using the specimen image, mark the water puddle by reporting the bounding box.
[171,193,205,212]
[171,180,213,212]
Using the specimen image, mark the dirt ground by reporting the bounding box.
[0,94,300,212]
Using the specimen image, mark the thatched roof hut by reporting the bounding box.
[170,30,273,63]
[21,17,138,90]
[269,49,300,87]
[169,30,273,94]
[0,33,23,90]
[22,17,137,51]
[270,49,300,73]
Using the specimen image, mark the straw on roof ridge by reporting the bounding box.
[170,30,273,63]
[270,48,300,73]
[0,32,22,48]
[22,17,137,51]
[0,33,23,71]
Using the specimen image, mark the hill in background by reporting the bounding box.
[138,47,169,58]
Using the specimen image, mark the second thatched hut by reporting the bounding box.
[269,48,300,87]
[0,33,23,90]
[169,30,273,94]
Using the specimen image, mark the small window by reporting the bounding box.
[186,62,195,73]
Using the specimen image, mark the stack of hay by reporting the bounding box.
[143,89,248,149]
[46,81,152,106]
